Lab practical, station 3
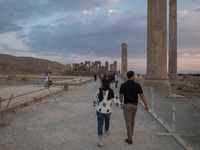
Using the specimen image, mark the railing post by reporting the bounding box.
[47,87,57,103]
[0,97,2,119]
[3,94,14,117]
[151,93,154,113]
[172,102,176,132]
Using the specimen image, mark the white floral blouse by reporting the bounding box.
[93,89,121,114]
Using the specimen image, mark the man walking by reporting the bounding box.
[119,71,148,144]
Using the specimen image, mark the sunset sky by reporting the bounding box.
[0,0,200,74]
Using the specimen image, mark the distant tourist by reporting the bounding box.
[93,79,121,146]
[48,72,52,86]
[110,73,114,83]
[114,73,119,88]
[94,74,97,81]
[108,73,111,82]
[100,73,104,80]
[44,73,49,87]
[119,71,148,145]
[103,73,107,80]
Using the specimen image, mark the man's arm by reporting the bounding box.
[120,94,123,104]
[139,93,148,111]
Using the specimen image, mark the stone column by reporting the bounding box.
[144,0,172,97]
[114,61,117,72]
[121,43,127,76]
[99,61,101,70]
[94,62,97,71]
[92,62,94,71]
[110,64,114,71]
[168,0,178,85]
[105,61,109,71]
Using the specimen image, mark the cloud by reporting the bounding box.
[0,0,200,73]
[0,22,23,33]
[0,0,120,25]
[177,9,200,51]
[16,8,147,59]
[182,53,200,58]
[82,10,93,15]
[177,10,189,16]
[178,46,200,56]
[0,32,30,51]
[178,54,200,72]
[195,7,200,12]
[41,0,121,13]
[0,0,147,57]
[183,53,190,57]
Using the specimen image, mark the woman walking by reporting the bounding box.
[93,79,121,146]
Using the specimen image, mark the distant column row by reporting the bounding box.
[66,61,117,72]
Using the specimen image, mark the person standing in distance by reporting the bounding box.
[119,71,148,144]
[48,72,52,86]
[94,74,97,81]
[114,73,119,88]
[44,73,49,87]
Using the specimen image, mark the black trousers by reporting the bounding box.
[115,81,118,87]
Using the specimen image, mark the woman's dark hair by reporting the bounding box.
[101,79,110,90]
[98,79,114,102]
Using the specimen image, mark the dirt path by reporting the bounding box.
[0,80,185,150]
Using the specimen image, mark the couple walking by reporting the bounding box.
[93,71,149,146]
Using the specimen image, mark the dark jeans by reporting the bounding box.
[48,80,52,86]
[115,81,118,87]
[96,111,111,137]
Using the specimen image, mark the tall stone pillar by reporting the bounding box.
[114,61,117,72]
[92,62,94,71]
[121,43,127,76]
[94,61,101,71]
[144,0,172,97]
[105,61,109,71]
[99,61,101,70]
[168,0,178,85]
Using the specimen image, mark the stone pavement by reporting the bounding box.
[0,80,186,150]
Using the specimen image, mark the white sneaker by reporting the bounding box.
[104,131,109,137]
[97,140,103,146]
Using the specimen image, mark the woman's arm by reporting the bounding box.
[92,89,99,106]
[112,95,121,107]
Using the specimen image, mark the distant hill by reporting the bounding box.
[0,54,67,75]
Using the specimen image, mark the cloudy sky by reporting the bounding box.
[0,0,200,74]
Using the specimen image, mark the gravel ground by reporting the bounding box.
[0,80,186,150]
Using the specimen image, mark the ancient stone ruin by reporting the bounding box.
[121,43,128,77]
[66,61,118,74]
[144,0,178,97]
[168,0,178,85]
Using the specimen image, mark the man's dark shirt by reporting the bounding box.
[119,80,143,105]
